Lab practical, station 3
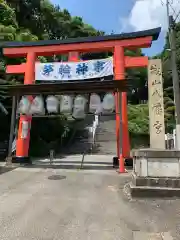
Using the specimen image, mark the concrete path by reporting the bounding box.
[0,157,179,239]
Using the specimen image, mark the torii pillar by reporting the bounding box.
[15,52,36,163]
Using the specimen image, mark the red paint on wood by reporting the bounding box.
[3,37,152,57]
[125,56,148,68]
[16,52,36,159]
[6,63,26,74]
[114,45,128,173]
[6,56,149,75]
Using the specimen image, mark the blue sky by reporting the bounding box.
[51,0,166,56]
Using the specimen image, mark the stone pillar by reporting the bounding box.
[124,149,180,198]
[124,59,180,199]
[148,59,165,149]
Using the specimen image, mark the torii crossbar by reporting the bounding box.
[2,27,161,173]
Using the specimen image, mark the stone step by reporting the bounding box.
[73,138,90,142]
[124,182,180,198]
[96,137,116,141]
[96,131,116,135]
[66,118,117,155]
[131,173,180,188]
[35,155,114,170]
[96,133,116,137]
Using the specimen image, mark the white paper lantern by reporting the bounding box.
[102,93,115,113]
[72,95,87,119]
[60,95,73,114]
[89,93,101,113]
[18,96,31,114]
[29,96,45,115]
[46,96,59,114]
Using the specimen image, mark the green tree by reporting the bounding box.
[0,0,108,156]
[154,22,180,133]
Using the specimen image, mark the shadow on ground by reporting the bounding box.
[27,160,115,171]
[0,166,16,175]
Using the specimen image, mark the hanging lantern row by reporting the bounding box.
[18,93,115,118]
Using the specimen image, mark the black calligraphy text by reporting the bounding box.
[153,121,162,134]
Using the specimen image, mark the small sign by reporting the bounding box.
[21,121,29,139]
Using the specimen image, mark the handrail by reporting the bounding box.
[92,113,99,148]
[80,113,99,169]
[12,138,16,153]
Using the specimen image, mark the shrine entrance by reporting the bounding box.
[6,79,126,169]
[2,27,161,172]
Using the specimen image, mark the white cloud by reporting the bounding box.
[122,0,180,32]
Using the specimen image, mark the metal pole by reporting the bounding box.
[7,96,17,158]
[169,21,180,124]
[119,92,123,155]
[118,91,125,173]
[166,0,180,149]
[166,0,170,30]
[169,23,180,149]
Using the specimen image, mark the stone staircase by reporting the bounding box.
[62,115,94,155]
[35,114,117,169]
[95,115,116,155]
[61,114,117,156]
[35,154,114,170]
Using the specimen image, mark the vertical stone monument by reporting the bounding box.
[124,59,180,198]
[148,59,165,149]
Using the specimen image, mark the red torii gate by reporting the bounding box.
[2,27,160,172]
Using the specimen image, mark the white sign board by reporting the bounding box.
[35,57,113,81]
[21,121,29,139]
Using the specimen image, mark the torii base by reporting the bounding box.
[113,156,133,168]
[12,156,32,165]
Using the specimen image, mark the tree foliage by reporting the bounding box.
[127,21,180,135]
[0,0,106,156]
[156,22,180,133]
[128,104,149,135]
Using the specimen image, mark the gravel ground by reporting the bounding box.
[0,160,178,239]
